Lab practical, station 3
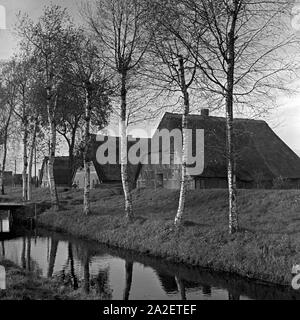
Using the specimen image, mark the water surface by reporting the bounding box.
[0,223,299,300]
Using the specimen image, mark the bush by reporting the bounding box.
[272,176,290,190]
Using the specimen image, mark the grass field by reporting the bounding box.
[1,186,300,287]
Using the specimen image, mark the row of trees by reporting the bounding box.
[85,0,296,233]
[0,7,111,212]
[0,0,297,234]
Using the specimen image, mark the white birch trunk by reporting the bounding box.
[175,116,188,227]
[120,72,133,220]
[226,3,239,234]
[0,108,12,195]
[0,165,3,195]
[120,122,133,219]
[175,56,190,227]
[27,120,38,201]
[48,120,59,210]
[0,141,8,195]
[47,88,59,211]
[83,85,91,216]
[22,116,28,202]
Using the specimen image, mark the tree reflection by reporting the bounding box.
[228,291,240,300]
[202,285,212,296]
[83,254,90,294]
[175,276,187,300]
[26,236,31,271]
[47,239,58,278]
[68,243,78,290]
[21,237,26,269]
[93,267,112,300]
[1,241,5,257]
[123,261,133,300]
[157,273,178,294]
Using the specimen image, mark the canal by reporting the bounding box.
[0,219,299,300]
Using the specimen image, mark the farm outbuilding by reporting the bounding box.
[90,135,149,189]
[40,156,74,188]
[70,110,300,191]
[12,174,23,186]
[73,162,100,189]
[136,111,300,190]
[0,171,13,186]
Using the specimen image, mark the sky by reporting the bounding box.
[0,0,83,59]
[1,0,300,164]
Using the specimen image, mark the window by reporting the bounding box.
[196,179,205,189]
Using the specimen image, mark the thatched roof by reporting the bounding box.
[158,112,300,181]
[90,112,300,184]
[40,156,72,186]
[91,135,148,184]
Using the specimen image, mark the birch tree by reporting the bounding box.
[17,5,74,210]
[27,116,38,201]
[145,1,203,227]
[0,62,18,195]
[173,0,296,234]
[27,85,43,200]
[67,29,111,215]
[56,73,111,192]
[85,0,151,220]
[0,93,14,195]
[12,57,37,201]
[56,82,84,188]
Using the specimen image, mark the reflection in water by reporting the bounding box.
[202,285,212,296]
[228,292,241,300]
[123,261,133,300]
[47,239,58,278]
[83,254,90,294]
[157,273,178,294]
[68,243,79,290]
[21,237,26,269]
[175,276,187,300]
[27,237,31,272]
[0,217,10,233]
[95,267,112,300]
[0,226,299,300]
[1,241,5,257]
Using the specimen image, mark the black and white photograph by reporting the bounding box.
[1,0,300,309]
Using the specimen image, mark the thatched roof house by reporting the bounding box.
[136,111,300,190]
[40,156,73,188]
[0,171,13,186]
[13,174,22,186]
[90,135,148,188]
[73,162,100,189]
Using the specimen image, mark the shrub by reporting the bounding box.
[272,176,290,190]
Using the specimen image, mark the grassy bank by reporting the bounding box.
[0,259,71,300]
[2,187,300,287]
[0,258,112,300]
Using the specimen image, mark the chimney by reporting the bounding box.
[201,108,209,117]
